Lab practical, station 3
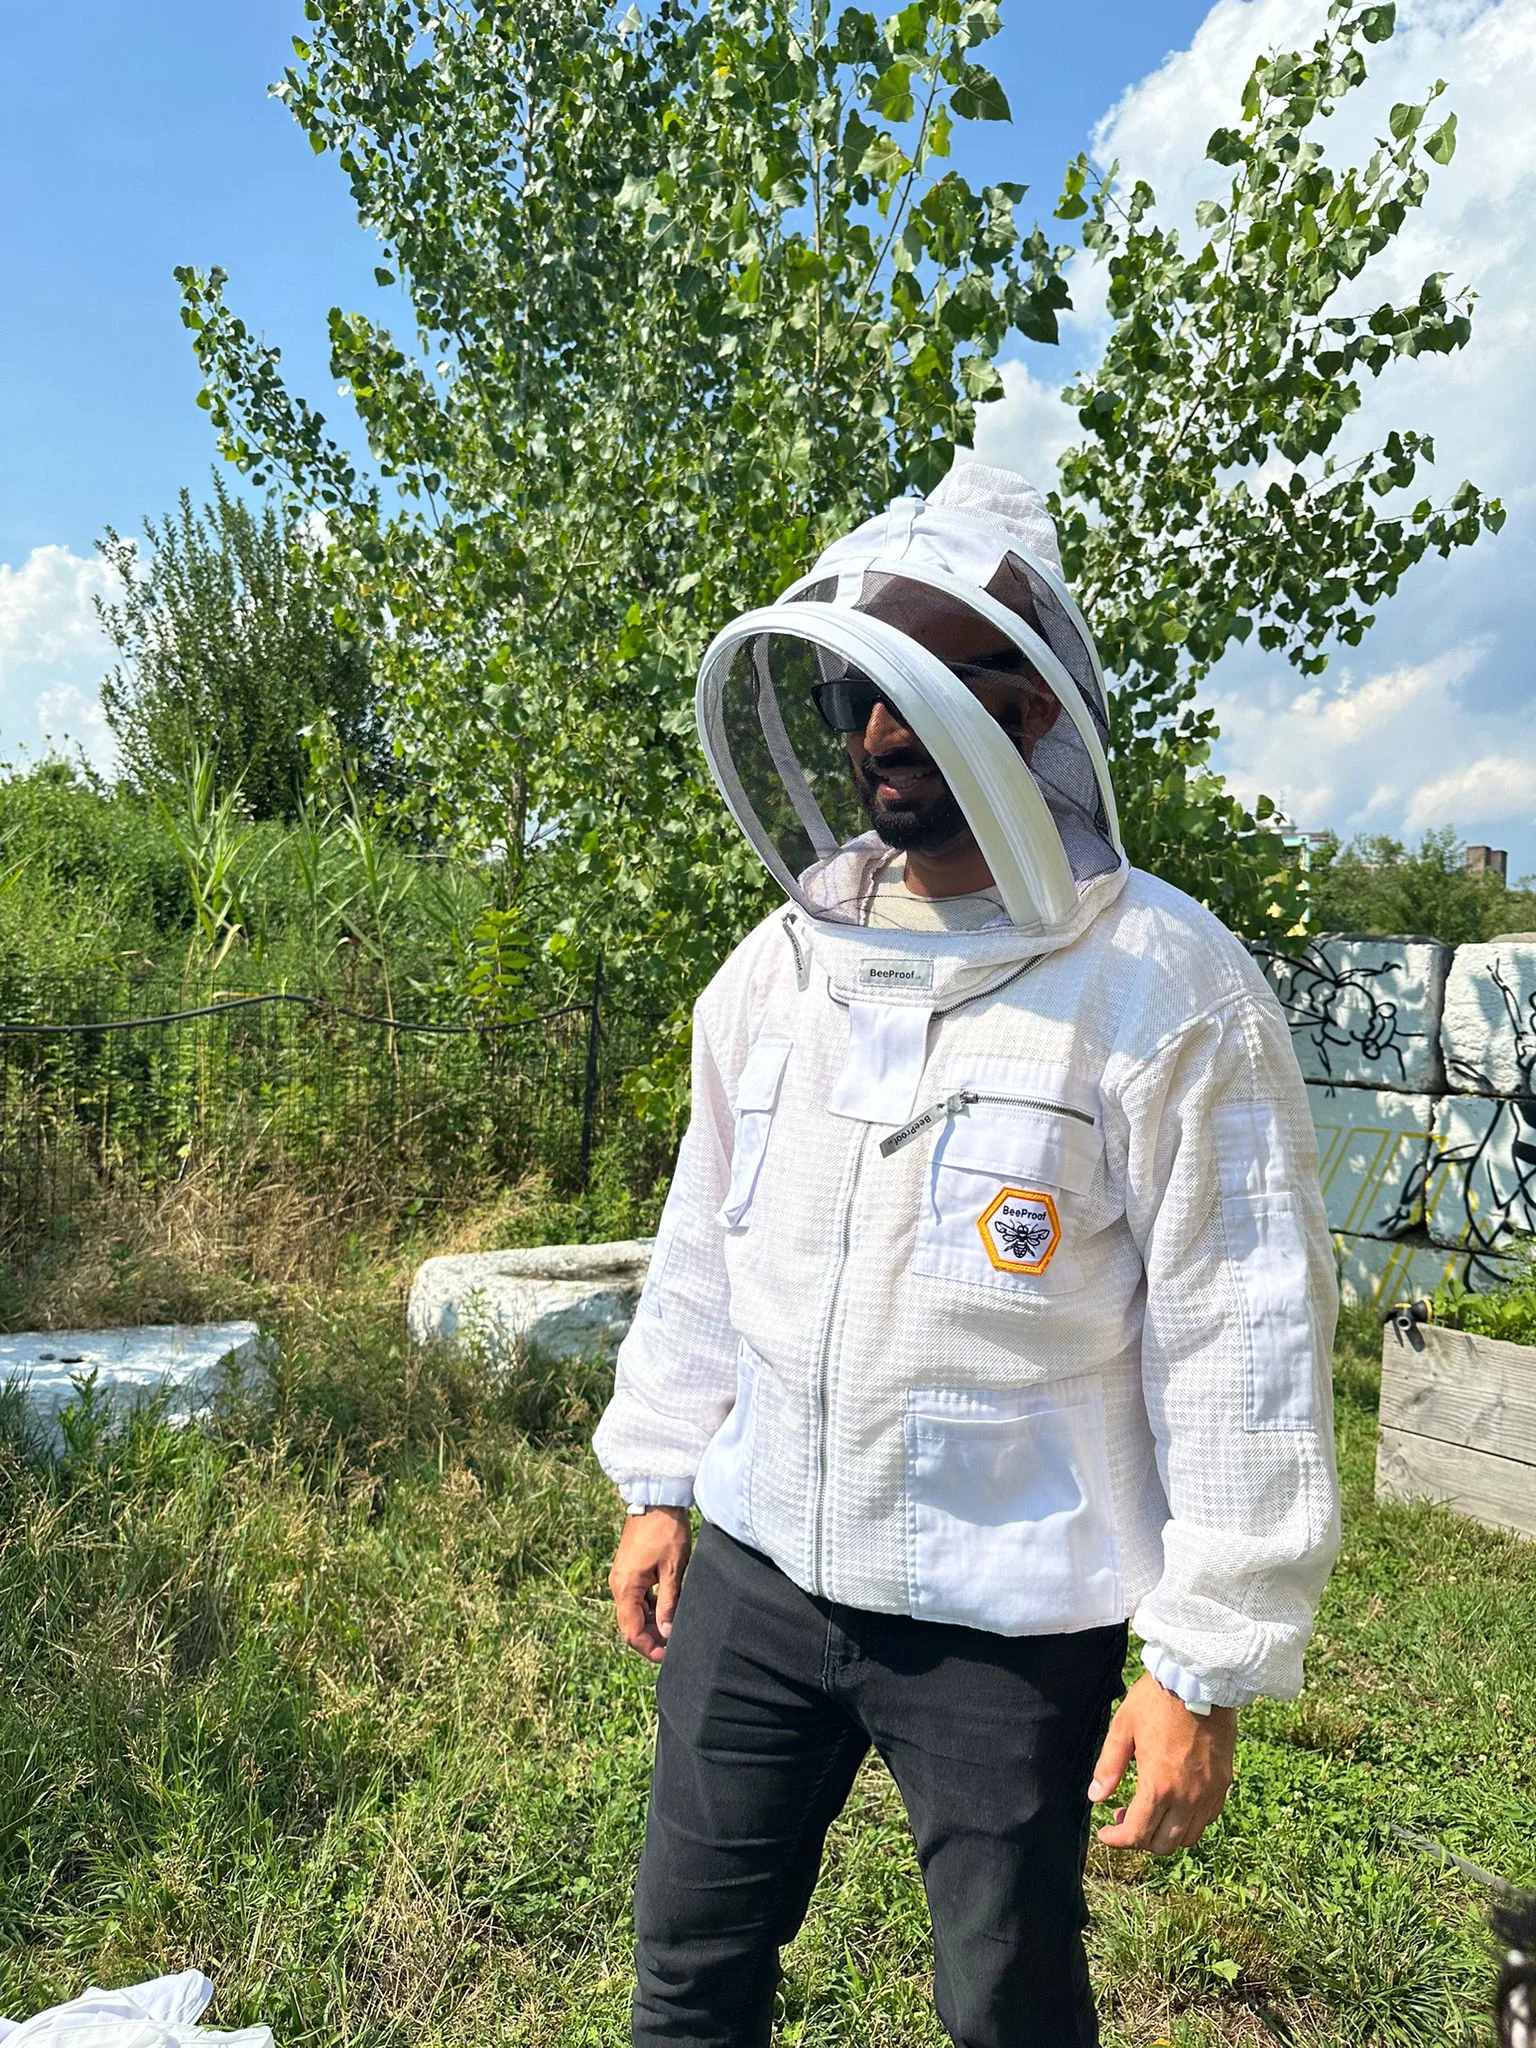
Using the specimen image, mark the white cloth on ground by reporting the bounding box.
[0,1974,271,2048]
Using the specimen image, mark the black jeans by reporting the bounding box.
[632,1523,1128,2048]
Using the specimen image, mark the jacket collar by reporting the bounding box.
[791,845,1129,1013]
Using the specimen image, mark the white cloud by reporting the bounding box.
[1209,636,1536,861]
[975,0,1536,871]
[1404,752,1536,832]
[966,358,1080,482]
[0,545,119,773]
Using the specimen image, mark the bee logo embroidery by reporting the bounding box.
[978,1186,1061,1275]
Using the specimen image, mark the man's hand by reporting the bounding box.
[608,1507,692,1663]
[1089,1673,1236,1855]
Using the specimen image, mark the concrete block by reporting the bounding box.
[407,1239,655,1363]
[1440,940,1536,1096]
[1307,1083,1434,1237]
[1253,935,1449,1091]
[0,1322,261,1439]
[1424,1093,1536,1255]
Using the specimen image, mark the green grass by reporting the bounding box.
[1,1285,1532,2048]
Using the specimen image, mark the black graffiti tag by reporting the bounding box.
[1254,938,1422,1088]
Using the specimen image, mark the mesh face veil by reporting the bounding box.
[694,466,1123,934]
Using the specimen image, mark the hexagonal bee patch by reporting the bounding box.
[977,1186,1061,1275]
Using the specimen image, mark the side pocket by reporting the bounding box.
[1213,1100,1320,1432]
[1220,1190,1318,1430]
[692,1341,761,1546]
[717,1038,793,1231]
[903,1387,1122,1634]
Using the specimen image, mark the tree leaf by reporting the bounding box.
[868,59,916,123]
[949,61,1009,122]
[1389,100,1423,140]
[1423,112,1457,165]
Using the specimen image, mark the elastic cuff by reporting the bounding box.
[1141,1646,1218,1714]
[619,1478,695,1511]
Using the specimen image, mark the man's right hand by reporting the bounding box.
[608,1506,692,1663]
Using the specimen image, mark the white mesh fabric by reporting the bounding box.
[594,867,1341,1706]
[927,462,1064,571]
[701,465,1123,930]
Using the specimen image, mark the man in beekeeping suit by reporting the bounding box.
[594,465,1340,2048]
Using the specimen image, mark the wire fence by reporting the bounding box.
[0,961,665,1249]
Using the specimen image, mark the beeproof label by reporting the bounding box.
[856,958,935,994]
[977,1187,1061,1275]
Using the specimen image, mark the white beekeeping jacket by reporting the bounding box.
[594,465,1340,1708]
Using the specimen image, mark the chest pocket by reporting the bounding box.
[717,1038,793,1231]
[912,1085,1103,1296]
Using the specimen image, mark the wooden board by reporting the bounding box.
[1375,1426,1536,1541]
[1379,1321,1536,1466]
[1376,1322,1536,1541]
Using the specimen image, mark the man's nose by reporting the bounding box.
[862,696,919,755]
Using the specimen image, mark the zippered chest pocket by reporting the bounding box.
[911,1071,1103,1296]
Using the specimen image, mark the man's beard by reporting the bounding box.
[854,748,970,853]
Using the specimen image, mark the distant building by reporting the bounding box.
[1466,844,1508,882]
[1277,824,1336,874]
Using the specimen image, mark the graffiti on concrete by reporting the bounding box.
[1443,954,1536,1095]
[1410,958,1536,1285]
[1254,936,1528,1304]
[1256,940,1428,1090]
[1305,1084,1432,1240]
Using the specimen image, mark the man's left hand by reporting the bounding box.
[1089,1673,1236,1855]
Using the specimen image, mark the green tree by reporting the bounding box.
[1307,829,1536,946]
[98,475,390,821]
[1049,1,1500,931]
[175,0,1500,1007]
[175,0,1071,1007]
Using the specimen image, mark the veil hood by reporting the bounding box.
[695,464,1124,937]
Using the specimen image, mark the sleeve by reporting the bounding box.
[591,996,741,1508]
[1117,988,1341,1707]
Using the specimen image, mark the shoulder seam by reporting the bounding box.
[1111,986,1280,1093]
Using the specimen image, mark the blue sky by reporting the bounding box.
[4,1,1534,873]
[0,0,1209,564]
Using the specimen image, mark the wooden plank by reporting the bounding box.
[1374,1424,1536,1541]
[1379,1322,1536,1467]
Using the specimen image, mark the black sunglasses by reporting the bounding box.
[808,656,1030,735]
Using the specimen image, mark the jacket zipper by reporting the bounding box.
[812,1119,872,1594]
[879,1088,1094,1160]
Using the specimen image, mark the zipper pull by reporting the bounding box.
[880,1090,974,1160]
[782,912,810,992]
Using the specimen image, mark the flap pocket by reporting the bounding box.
[904,1386,1122,1633]
[936,1104,1104,1196]
[1221,1189,1319,1430]
[734,1038,793,1114]
[717,1039,792,1230]
[1212,1100,1320,1431]
[693,1340,763,1546]
[914,1101,1102,1294]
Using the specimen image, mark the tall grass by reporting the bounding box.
[0,1264,1530,2047]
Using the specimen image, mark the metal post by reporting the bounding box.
[579,952,604,1191]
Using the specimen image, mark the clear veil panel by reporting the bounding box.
[699,629,884,924]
